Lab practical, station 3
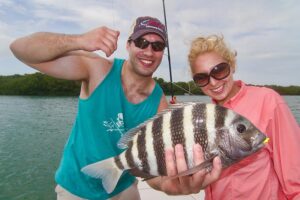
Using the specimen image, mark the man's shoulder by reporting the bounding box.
[83,56,114,86]
[87,56,113,73]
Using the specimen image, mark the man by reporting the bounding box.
[10,16,221,200]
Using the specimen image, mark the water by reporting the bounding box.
[0,95,299,199]
[0,96,76,200]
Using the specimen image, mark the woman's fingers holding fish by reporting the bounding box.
[200,156,222,188]
[188,144,207,192]
[156,148,182,195]
[161,144,199,195]
[190,144,222,189]
[174,144,191,192]
[165,147,178,176]
[151,144,221,195]
[173,143,221,193]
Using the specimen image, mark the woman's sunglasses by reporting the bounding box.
[129,37,166,52]
[193,62,231,87]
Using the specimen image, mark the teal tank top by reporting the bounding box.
[55,58,163,199]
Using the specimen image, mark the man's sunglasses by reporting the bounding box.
[129,37,166,52]
[193,62,231,87]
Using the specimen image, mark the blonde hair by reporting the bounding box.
[188,35,237,72]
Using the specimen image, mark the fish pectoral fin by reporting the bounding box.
[142,176,157,182]
[165,156,216,180]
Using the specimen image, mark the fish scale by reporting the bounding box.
[215,105,227,129]
[144,121,157,175]
[125,141,135,168]
[152,115,166,175]
[170,108,185,145]
[192,103,208,151]
[170,107,189,168]
[137,127,149,174]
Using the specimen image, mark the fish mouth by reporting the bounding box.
[263,137,270,144]
[252,132,267,150]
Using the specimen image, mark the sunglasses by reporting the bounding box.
[193,62,231,87]
[130,37,166,52]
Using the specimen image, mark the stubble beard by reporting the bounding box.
[131,58,158,78]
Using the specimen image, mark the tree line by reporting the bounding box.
[0,73,299,96]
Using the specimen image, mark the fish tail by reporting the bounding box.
[81,157,124,193]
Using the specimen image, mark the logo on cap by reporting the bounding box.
[129,16,167,43]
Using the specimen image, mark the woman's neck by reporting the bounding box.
[217,81,240,106]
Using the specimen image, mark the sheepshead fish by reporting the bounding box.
[82,102,268,193]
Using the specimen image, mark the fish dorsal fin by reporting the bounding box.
[117,107,174,149]
[117,125,142,149]
[168,101,198,109]
[117,102,203,149]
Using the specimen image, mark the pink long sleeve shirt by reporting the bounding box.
[205,80,300,200]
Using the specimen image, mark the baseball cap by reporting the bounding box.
[129,16,167,44]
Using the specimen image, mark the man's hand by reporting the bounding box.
[80,26,120,57]
[147,144,222,195]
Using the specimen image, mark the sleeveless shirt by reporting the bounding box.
[55,58,163,199]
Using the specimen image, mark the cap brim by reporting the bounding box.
[130,30,166,43]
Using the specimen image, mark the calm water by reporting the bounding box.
[0,95,299,200]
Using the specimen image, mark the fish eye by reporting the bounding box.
[236,123,246,133]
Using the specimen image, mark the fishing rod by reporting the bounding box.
[162,0,175,99]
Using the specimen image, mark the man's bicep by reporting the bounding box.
[30,51,99,81]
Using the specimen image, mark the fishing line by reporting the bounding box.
[162,0,175,98]
[111,0,116,29]
[172,82,194,95]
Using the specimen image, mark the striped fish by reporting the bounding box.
[81,102,267,193]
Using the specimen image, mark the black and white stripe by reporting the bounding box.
[170,107,189,166]
[152,116,166,175]
[144,121,158,175]
[205,104,218,147]
[170,107,185,145]
[125,141,135,168]
[182,104,196,168]
[215,105,227,130]
[192,103,208,151]
[224,109,237,134]
[137,127,149,173]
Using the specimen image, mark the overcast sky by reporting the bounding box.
[1,0,299,86]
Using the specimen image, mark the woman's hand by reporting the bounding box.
[147,144,222,195]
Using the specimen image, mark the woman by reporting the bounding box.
[188,35,300,199]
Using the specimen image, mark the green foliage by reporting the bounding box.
[266,85,300,95]
[0,73,80,96]
[154,78,203,95]
[0,73,299,96]
[153,77,300,96]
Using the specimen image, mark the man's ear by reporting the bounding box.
[126,41,131,51]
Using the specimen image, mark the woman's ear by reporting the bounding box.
[231,66,235,74]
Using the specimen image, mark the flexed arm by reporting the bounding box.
[10,27,120,81]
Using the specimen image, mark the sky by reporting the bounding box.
[0,0,299,86]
